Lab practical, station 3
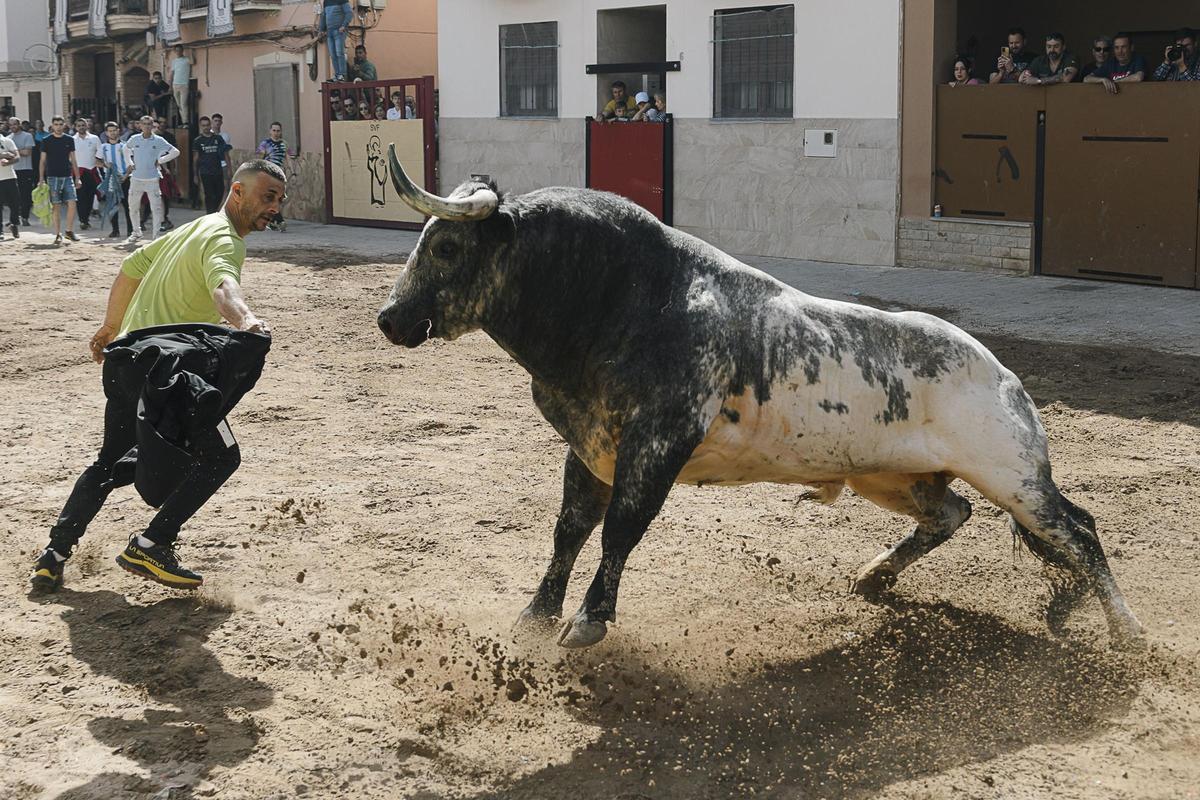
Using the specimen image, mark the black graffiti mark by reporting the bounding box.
[367,134,387,207]
[934,167,954,185]
[996,146,1019,183]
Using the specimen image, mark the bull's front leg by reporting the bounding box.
[558,415,708,649]
[515,448,612,631]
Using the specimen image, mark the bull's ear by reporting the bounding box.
[482,205,516,245]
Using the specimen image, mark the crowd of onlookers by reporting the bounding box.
[598,81,667,123]
[0,105,300,246]
[321,43,423,122]
[948,26,1200,92]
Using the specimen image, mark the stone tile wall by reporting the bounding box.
[437,116,899,267]
[897,217,1032,275]
[438,118,584,195]
[230,149,327,223]
[673,118,899,266]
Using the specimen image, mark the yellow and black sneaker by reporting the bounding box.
[115,537,203,590]
[30,549,66,593]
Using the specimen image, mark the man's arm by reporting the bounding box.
[212,278,268,333]
[1116,70,1144,83]
[90,271,142,362]
[158,142,181,165]
[69,151,80,186]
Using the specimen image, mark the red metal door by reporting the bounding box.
[586,118,672,224]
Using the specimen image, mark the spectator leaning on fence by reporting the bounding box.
[1020,33,1077,86]
[601,81,638,119]
[989,27,1033,84]
[1084,32,1146,94]
[948,57,982,86]
[1079,37,1113,81]
[1153,28,1200,81]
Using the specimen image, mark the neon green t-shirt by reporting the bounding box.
[118,212,245,336]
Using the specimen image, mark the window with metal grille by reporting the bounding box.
[499,21,559,118]
[712,5,794,119]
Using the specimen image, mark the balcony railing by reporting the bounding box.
[69,0,152,19]
[181,0,206,9]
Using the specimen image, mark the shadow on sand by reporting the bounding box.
[469,600,1140,800]
[36,589,273,800]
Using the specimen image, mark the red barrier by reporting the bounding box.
[586,117,673,224]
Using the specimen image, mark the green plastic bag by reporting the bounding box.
[31,182,52,227]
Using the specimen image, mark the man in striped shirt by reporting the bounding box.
[97,121,133,240]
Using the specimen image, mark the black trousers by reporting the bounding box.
[78,168,99,221]
[105,179,133,236]
[200,172,225,214]
[15,169,34,222]
[0,179,18,229]
[48,359,242,556]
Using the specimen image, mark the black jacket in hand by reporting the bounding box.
[102,323,271,506]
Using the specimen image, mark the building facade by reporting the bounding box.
[50,0,437,222]
[438,0,902,266]
[0,0,62,123]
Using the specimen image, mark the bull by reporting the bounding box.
[376,146,1143,650]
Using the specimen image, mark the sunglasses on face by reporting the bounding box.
[1094,46,1112,52]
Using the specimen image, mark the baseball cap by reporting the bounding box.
[635,91,650,103]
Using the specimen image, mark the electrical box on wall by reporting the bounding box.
[803,129,838,158]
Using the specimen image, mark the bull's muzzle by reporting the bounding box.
[377,309,433,348]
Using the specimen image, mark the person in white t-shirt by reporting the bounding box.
[0,130,19,240]
[72,118,103,229]
[386,91,405,120]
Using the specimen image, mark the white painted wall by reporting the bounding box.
[438,0,900,120]
[0,0,53,72]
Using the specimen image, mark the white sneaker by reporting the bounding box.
[125,233,141,244]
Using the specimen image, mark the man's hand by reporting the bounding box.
[1102,77,1119,94]
[1019,71,1038,85]
[241,316,271,335]
[89,323,118,363]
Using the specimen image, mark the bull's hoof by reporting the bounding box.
[1108,617,1147,652]
[852,568,897,596]
[513,604,561,635]
[557,614,608,649]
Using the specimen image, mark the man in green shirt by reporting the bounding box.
[31,160,286,594]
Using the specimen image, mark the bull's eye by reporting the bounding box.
[435,240,458,260]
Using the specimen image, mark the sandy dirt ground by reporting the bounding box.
[1,238,1198,800]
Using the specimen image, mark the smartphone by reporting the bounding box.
[1001,46,1011,58]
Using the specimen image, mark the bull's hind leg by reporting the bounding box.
[848,472,972,595]
[1005,486,1143,645]
[515,449,612,630]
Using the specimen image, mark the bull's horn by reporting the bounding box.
[388,143,498,222]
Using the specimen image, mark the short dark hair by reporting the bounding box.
[1046,32,1065,43]
[355,44,366,51]
[199,115,211,123]
[105,120,119,128]
[270,120,283,128]
[1112,32,1133,45]
[233,159,287,185]
[1007,27,1026,38]
[1175,28,1196,41]
[611,80,627,90]
[51,115,65,124]
[212,113,223,120]
[152,71,162,77]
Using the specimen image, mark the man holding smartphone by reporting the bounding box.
[989,28,1033,84]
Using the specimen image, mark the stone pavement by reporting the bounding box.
[12,206,1197,357]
